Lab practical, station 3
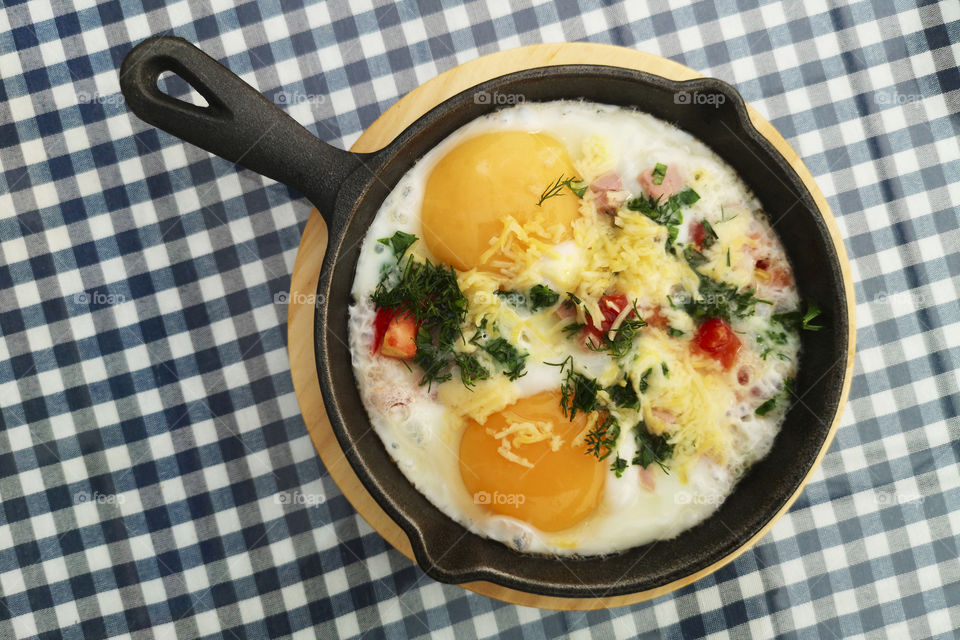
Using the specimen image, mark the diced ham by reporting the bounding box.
[638,466,656,491]
[639,164,684,201]
[589,171,626,214]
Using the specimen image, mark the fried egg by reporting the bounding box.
[348,101,802,555]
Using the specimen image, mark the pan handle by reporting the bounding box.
[120,36,368,218]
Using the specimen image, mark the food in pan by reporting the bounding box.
[348,101,820,555]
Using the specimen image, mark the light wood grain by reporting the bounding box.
[287,43,856,610]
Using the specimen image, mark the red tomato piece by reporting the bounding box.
[373,307,419,360]
[690,221,706,249]
[380,312,419,360]
[582,293,629,344]
[693,317,742,370]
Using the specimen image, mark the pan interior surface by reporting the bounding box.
[316,66,848,597]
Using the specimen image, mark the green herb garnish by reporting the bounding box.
[611,456,629,477]
[755,378,795,416]
[668,327,684,338]
[661,361,669,377]
[547,356,599,420]
[632,421,674,473]
[482,337,527,381]
[538,175,586,206]
[626,187,700,253]
[637,368,653,393]
[772,299,823,332]
[378,230,417,260]
[529,284,560,311]
[684,271,765,322]
[372,238,468,388]
[606,378,641,410]
[652,163,668,185]
[454,353,489,389]
[585,413,620,460]
[700,219,718,247]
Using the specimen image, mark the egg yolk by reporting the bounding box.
[458,391,606,532]
[421,131,581,271]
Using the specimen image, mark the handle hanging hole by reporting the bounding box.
[156,70,210,108]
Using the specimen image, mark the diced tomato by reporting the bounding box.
[373,308,418,359]
[372,307,397,354]
[582,293,630,345]
[690,221,706,249]
[380,312,418,360]
[693,317,742,370]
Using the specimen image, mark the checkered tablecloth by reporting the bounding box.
[0,0,957,638]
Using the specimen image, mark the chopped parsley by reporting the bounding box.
[610,456,629,478]
[684,271,768,322]
[652,163,668,185]
[661,361,669,377]
[683,245,709,267]
[668,327,684,338]
[378,230,417,260]
[700,219,718,248]
[481,338,527,381]
[606,378,641,410]
[632,421,674,473]
[773,300,823,332]
[626,187,700,253]
[755,378,795,416]
[637,367,653,393]
[528,284,560,311]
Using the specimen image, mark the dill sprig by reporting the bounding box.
[537,174,587,206]
[546,356,598,420]
[584,413,620,461]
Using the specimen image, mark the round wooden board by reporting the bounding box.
[287,42,856,610]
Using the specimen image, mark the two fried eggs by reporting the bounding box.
[348,101,800,555]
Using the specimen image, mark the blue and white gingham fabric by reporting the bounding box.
[0,0,958,638]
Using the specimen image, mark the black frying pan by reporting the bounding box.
[120,36,850,598]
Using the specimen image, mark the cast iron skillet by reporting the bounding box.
[121,36,849,598]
